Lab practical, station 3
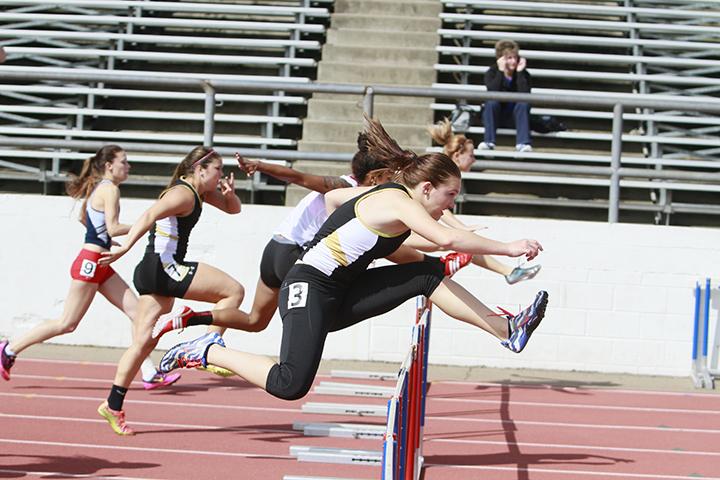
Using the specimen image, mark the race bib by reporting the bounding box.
[80,258,97,278]
[162,261,192,282]
[287,282,309,310]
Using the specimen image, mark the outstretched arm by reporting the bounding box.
[440,210,485,232]
[237,154,350,194]
[393,196,542,260]
[325,186,374,214]
[99,187,195,265]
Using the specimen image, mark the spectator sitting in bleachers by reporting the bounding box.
[0,47,6,64]
[481,40,532,153]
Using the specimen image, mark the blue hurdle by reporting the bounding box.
[691,278,717,389]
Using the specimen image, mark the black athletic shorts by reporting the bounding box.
[259,237,304,289]
[133,253,198,298]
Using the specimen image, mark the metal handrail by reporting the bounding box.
[2,67,720,222]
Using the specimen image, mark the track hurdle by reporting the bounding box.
[691,278,718,389]
[381,296,431,480]
[285,297,432,480]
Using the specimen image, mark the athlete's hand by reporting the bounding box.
[218,171,235,196]
[99,245,129,265]
[236,153,259,175]
[506,239,543,261]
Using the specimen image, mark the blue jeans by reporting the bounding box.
[482,101,531,145]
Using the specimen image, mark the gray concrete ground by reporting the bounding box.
[18,343,717,394]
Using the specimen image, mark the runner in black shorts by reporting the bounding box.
[151,134,471,344]
[96,146,245,435]
[159,117,549,402]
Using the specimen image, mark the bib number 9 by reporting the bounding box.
[80,259,97,278]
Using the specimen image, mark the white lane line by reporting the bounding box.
[0,438,294,460]
[423,414,720,434]
[13,373,715,417]
[22,357,717,400]
[4,411,715,458]
[429,396,720,415]
[0,412,298,435]
[422,463,720,480]
[428,437,720,457]
[13,373,170,388]
[0,391,302,414]
[2,391,716,435]
[0,468,157,480]
[433,380,720,399]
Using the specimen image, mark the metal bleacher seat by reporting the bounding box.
[0,0,329,197]
[435,0,720,223]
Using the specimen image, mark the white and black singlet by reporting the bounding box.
[133,179,202,298]
[267,183,446,400]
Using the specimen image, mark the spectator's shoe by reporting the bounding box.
[152,305,194,339]
[198,364,235,377]
[142,371,182,390]
[0,339,16,381]
[505,264,542,285]
[516,144,533,152]
[501,291,548,353]
[440,252,473,277]
[97,401,135,436]
[478,142,495,150]
[159,332,226,373]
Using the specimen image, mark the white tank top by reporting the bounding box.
[273,174,358,246]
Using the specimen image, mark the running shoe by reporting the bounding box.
[142,371,182,390]
[505,264,542,285]
[97,401,135,436]
[198,364,235,377]
[0,339,16,381]
[440,252,473,277]
[159,332,226,373]
[501,290,549,353]
[152,305,194,339]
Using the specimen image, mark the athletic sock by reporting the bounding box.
[140,358,157,382]
[4,345,17,357]
[108,384,128,411]
[187,311,213,327]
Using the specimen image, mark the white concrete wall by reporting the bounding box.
[1,193,718,376]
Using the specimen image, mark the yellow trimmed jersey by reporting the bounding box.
[301,183,411,285]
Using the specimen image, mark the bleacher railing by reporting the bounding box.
[1,68,720,222]
[382,296,431,480]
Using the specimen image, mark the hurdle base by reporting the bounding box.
[314,381,394,398]
[302,402,386,417]
[330,369,397,381]
[293,421,385,439]
[691,370,715,389]
[290,445,383,465]
[284,476,373,480]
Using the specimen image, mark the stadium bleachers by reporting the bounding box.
[1,0,719,225]
[434,0,720,224]
[0,0,329,198]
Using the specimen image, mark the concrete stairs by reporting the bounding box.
[288,0,441,205]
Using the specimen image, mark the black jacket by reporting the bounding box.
[484,64,531,93]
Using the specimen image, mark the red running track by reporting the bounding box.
[2,358,720,479]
